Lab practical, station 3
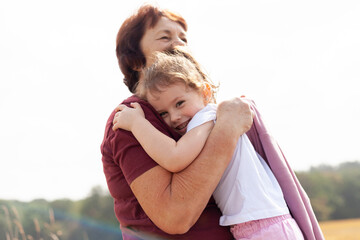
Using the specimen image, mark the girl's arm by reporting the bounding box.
[113,102,214,172]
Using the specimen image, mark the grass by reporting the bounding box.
[320,218,360,240]
[2,202,359,240]
[1,205,62,240]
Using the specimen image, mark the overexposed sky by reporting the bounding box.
[1,0,359,201]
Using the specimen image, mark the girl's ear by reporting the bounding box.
[202,82,212,104]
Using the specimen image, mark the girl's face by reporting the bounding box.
[147,82,205,135]
[140,17,187,68]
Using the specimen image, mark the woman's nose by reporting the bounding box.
[171,38,186,47]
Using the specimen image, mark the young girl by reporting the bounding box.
[112,49,305,239]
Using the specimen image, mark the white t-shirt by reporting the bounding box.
[187,104,289,226]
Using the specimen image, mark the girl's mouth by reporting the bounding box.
[175,119,191,134]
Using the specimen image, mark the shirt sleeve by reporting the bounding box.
[112,97,181,184]
[187,104,217,132]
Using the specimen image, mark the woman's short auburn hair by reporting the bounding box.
[116,4,187,93]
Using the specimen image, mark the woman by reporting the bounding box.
[101,4,252,240]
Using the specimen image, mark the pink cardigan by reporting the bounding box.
[245,100,324,240]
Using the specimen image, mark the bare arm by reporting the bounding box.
[129,98,253,234]
[113,102,214,172]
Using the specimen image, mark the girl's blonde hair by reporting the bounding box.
[136,47,218,103]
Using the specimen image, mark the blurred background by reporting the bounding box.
[1,0,359,239]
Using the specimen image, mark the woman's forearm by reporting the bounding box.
[170,120,240,230]
[131,121,239,234]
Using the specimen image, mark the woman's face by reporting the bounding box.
[140,17,187,67]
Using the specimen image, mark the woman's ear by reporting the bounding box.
[202,82,212,104]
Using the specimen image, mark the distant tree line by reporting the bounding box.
[296,161,360,221]
[1,161,359,239]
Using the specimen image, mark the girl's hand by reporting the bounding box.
[112,102,145,131]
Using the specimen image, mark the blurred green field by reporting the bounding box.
[320,218,360,240]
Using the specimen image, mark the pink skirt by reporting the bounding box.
[230,214,304,240]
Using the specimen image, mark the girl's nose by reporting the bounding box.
[170,112,181,124]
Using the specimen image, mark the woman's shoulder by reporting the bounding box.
[122,95,157,114]
[122,95,147,106]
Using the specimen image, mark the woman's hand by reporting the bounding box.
[216,97,254,138]
[112,102,145,131]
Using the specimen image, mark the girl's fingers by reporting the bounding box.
[113,115,118,125]
[130,102,141,108]
[115,104,127,112]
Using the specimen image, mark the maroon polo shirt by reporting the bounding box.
[101,95,232,240]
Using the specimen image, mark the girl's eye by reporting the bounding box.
[181,37,187,43]
[160,36,169,40]
[159,112,168,118]
[176,101,184,107]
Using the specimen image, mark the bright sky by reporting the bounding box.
[1,0,359,202]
